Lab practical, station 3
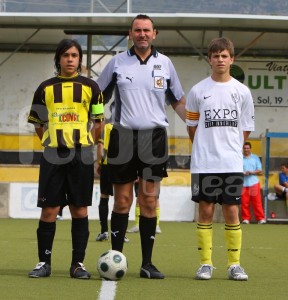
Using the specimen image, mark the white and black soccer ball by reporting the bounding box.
[97,250,128,281]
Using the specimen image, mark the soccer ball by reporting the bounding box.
[97,250,128,281]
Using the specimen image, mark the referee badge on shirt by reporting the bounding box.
[154,76,164,89]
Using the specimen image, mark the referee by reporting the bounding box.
[97,14,186,279]
[27,39,104,279]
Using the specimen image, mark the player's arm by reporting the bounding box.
[185,90,199,144]
[187,125,197,143]
[27,81,56,146]
[171,96,186,122]
[91,120,104,145]
[96,124,105,164]
[95,139,104,175]
[28,86,48,141]
[90,85,105,144]
[34,125,45,140]
[243,131,251,142]
[281,180,288,188]
[283,182,288,188]
[97,139,104,163]
[241,88,254,143]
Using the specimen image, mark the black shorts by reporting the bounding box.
[100,164,113,196]
[107,126,168,183]
[191,172,244,205]
[37,147,94,208]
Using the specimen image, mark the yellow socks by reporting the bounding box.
[135,205,140,227]
[196,223,213,265]
[156,207,160,226]
[225,223,242,267]
[197,223,242,268]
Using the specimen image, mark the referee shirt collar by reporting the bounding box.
[128,46,158,64]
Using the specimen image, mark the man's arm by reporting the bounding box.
[91,121,104,145]
[243,131,251,142]
[187,125,197,144]
[246,169,262,176]
[171,96,186,122]
[253,169,262,175]
[34,125,45,140]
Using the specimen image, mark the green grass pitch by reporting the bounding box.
[0,219,287,300]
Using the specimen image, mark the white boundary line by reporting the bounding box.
[98,280,117,300]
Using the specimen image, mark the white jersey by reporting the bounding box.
[96,47,184,130]
[186,76,255,173]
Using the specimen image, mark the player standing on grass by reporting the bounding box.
[95,120,129,243]
[97,14,186,279]
[186,37,254,281]
[95,122,113,242]
[27,39,104,279]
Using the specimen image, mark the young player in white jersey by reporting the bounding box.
[186,37,254,281]
[97,14,186,279]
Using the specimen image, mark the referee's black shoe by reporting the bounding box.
[70,262,91,279]
[140,263,165,279]
[28,262,51,278]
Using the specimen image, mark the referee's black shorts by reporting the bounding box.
[37,147,94,208]
[107,126,168,184]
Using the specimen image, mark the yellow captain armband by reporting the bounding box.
[97,138,104,145]
[186,110,199,121]
[92,103,104,115]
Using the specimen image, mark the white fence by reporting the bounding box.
[8,183,195,222]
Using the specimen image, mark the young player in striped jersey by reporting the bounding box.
[97,14,186,279]
[95,121,130,243]
[27,39,104,279]
[186,37,254,281]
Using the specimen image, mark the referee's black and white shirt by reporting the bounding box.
[97,46,184,130]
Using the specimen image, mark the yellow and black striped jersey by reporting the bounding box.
[102,123,113,165]
[28,74,104,148]
[97,123,113,165]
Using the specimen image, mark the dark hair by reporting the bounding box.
[207,37,234,59]
[130,14,155,30]
[244,141,252,148]
[54,39,83,75]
